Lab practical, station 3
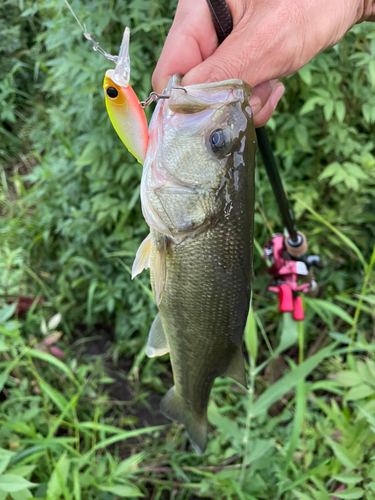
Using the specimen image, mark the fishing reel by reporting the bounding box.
[263,233,322,321]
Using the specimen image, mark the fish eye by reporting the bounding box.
[106,87,118,99]
[209,129,232,157]
[210,129,225,150]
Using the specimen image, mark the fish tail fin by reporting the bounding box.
[160,386,208,454]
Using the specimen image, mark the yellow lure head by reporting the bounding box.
[104,70,148,164]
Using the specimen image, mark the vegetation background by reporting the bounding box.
[1,0,375,498]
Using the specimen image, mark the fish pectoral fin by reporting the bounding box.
[154,236,166,306]
[132,233,151,279]
[146,313,169,358]
[223,348,247,389]
[160,386,208,455]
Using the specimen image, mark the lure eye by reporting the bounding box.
[210,129,225,150]
[106,87,118,98]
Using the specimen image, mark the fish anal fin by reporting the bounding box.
[160,386,208,454]
[146,313,169,358]
[223,348,247,389]
[154,237,166,306]
[132,233,151,279]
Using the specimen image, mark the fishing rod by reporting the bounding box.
[207,0,322,320]
[206,0,303,250]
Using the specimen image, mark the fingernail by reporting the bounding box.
[249,95,262,115]
[270,83,285,109]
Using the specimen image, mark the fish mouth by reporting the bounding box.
[167,78,252,115]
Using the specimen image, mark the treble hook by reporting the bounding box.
[140,86,188,108]
[140,92,169,108]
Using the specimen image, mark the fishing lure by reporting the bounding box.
[102,29,148,165]
[64,0,148,164]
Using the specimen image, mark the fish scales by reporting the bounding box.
[134,76,257,453]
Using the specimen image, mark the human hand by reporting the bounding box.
[152,0,375,127]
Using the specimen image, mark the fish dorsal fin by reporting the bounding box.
[223,348,247,389]
[132,233,151,279]
[154,237,166,306]
[146,313,169,358]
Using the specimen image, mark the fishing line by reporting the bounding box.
[63,0,118,63]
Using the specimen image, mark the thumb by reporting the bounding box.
[181,37,247,86]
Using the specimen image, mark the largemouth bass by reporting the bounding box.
[132,75,256,453]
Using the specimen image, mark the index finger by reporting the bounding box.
[152,0,218,94]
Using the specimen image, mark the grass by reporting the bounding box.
[1,0,375,498]
[0,226,374,499]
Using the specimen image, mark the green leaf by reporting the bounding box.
[73,467,81,500]
[245,439,275,463]
[357,405,375,430]
[10,489,33,500]
[0,475,36,493]
[345,384,374,401]
[331,371,362,387]
[115,453,146,476]
[368,59,375,87]
[99,484,144,497]
[343,162,368,181]
[0,340,9,353]
[276,312,299,354]
[335,101,346,122]
[298,65,312,85]
[244,306,257,365]
[366,359,375,379]
[324,436,357,470]
[362,103,373,123]
[0,304,17,324]
[319,162,343,181]
[357,399,375,420]
[46,452,70,500]
[8,465,36,478]
[332,488,365,499]
[86,280,98,325]
[295,123,310,151]
[0,449,14,475]
[333,473,362,485]
[292,492,311,500]
[74,143,99,167]
[300,96,325,115]
[323,100,334,121]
